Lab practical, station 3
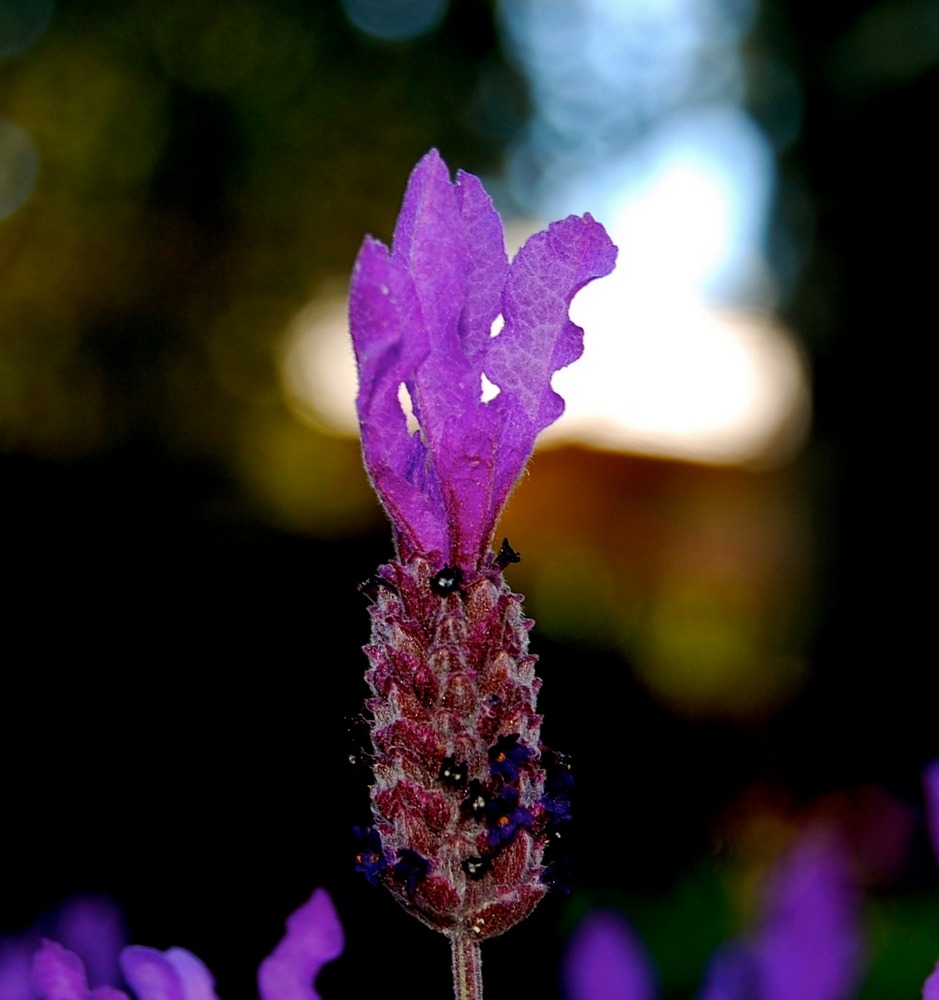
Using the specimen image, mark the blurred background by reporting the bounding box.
[1,0,936,997]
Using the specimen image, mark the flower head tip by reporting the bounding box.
[350,149,617,571]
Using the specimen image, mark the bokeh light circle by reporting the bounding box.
[341,0,449,41]
[0,119,39,220]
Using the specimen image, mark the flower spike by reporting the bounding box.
[351,150,615,1000]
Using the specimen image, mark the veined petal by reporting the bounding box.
[391,148,466,347]
[490,214,617,431]
[257,889,344,1000]
[484,213,617,545]
[453,168,509,364]
[350,235,446,560]
[351,150,616,570]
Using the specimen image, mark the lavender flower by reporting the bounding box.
[700,831,864,1000]
[562,911,656,1000]
[0,897,127,1000]
[6,890,342,1000]
[562,831,863,1000]
[349,149,615,992]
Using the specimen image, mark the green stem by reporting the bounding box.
[450,933,483,1000]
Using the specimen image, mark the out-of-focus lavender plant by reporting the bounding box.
[563,830,864,1000]
[0,897,127,1000]
[348,149,615,999]
[2,890,342,1000]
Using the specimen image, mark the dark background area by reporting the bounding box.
[2,1,936,997]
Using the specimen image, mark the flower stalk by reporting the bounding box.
[349,149,616,999]
[450,934,484,1000]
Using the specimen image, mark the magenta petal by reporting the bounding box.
[257,889,344,1000]
[453,168,509,364]
[562,911,656,1000]
[752,833,864,1000]
[32,941,127,1000]
[349,235,445,560]
[490,214,617,431]
[485,213,617,528]
[391,149,466,349]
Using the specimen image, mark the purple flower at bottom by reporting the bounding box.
[743,831,864,1000]
[10,890,343,1000]
[562,830,864,1000]
[0,897,127,1000]
[925,962,939,1000]
[257,889,344,1000]
[562,912,656,1000]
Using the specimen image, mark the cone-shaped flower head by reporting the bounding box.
[350,149,617,571]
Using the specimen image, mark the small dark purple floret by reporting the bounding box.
[488,733,533,782]
[540,857,571,894]
[394,849,430,895]
[486,785,534,848]
[461,855,495,881]
[542,768,574,825]
[430,566,464,595]
[353,826,388,884]
[496,538,521,569]
[438,755,469,788]
[462,779,491,820]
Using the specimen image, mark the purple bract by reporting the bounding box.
[349,148,617,571]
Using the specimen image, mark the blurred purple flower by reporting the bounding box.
[0,897,127,1000]
[742,831,864,1000]
[257,889,344,1000]
[349,148,616,572]
[2,890,342,1000]
[925,962,939,1000]
[563,830,864,1000]
[562,911,656,1000]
